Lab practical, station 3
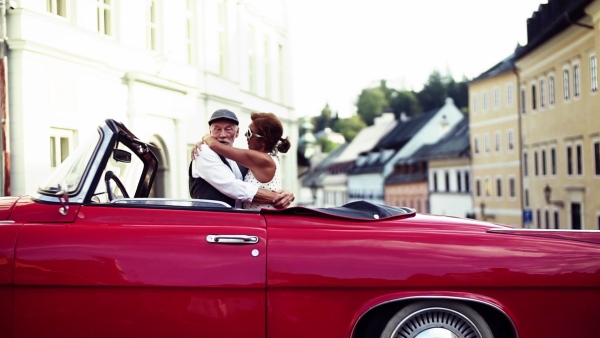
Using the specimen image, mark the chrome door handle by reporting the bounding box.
[206,235,259,244]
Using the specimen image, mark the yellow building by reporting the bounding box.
[469,55,523,226]
[516,0,600,230]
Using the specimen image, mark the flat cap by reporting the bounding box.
[208,109,239,125]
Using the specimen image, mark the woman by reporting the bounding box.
[201,112,291,210]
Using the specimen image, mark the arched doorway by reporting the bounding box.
[149,135,170,198]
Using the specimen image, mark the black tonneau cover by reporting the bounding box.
[262,200,415,221]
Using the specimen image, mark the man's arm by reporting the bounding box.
[192,145,258,201]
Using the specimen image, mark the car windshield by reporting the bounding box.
[38,129,101,195]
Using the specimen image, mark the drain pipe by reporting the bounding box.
[0,0,11,196]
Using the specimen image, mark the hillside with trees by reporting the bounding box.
[311,70,469,143]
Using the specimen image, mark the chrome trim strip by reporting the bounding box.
[0,220,15,224]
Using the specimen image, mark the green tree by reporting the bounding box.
[447,75,469,112]
[417,70,448,112]
[316,137,338,153]
[333,115,366,142]
[389,90,421,119]
[311,103,333,133]
[356,87,387,126]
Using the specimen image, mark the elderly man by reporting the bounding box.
[189,109,294,208]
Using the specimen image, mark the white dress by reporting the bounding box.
[242,154,282,210]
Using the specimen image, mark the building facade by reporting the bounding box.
[468,55,523,226]
[516,0,600,229]
[1,0,297,198]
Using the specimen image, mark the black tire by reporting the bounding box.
[380,301,494,338]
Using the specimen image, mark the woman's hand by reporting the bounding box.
[202,134,216,146]
[190,139,207,160]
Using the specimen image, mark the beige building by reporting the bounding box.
[469,55,523,227]
[516,0,600,230]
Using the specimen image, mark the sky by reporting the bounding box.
[287,0,548,118]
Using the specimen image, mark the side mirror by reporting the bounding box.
[113,149,131,163]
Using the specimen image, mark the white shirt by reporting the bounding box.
[191,144,258,208]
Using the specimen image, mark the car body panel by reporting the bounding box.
[13,204,266,338]
[264,213,600,337]
[3,119,599,338]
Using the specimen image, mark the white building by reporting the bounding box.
[1,0,297,198]
[348,98,464,205]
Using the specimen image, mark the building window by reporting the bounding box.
[472,95,478,113]
[483,92,489,111]
[534,150,539,176]
[484,134,490,153]
[248,25,256,92]
[506,84,513,105]
[520,88,526,113]
[594,141,600,175]
[473,136,480,154]
[536,209,541,228]
[97,0,113,36]
[146,0,157,50]
[465,171,470,192]
[563,69,570,100]
[508,177,515,198]
[217,1,228,75]
[496,177,502,198]
[484,178,491,197]
[185,0,195,64]
[50,128,74,168]
[475,179,481,197]
[47,0,67,17]
[551,147,557,175]
[531,84,537,110]
[524,189,529,207]
[541,149,547,176]
[576,143,583,175]
[540,79,546,108]
[433,171,438,192]
[444,171,450,192]
[567,145,573,175]
[264,36,271,99]
[545,210,550,229]
[591,56,598,92]
[555,211,560,230]
[278,44,285,103]
[495,132,501,152]
[523,152,528,177]
[457,171,462,192]
[507,130,514,151]
[494,88,500,108]
[573,64,581,97]
[549,75,555,104]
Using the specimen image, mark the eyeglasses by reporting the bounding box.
[245,127,264,139]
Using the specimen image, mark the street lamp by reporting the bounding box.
[544,184,564,208]
[480,202,485,221]
[309,181,318,205]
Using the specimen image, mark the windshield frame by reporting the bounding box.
[37,128,103,197]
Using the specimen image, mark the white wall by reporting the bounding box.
[6,0,297,197]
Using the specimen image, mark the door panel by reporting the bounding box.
[0,221,21,338]
[14,206,266,338]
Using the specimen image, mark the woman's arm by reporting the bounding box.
[202,135,275,183]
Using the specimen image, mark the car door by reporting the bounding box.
[13,204,266,338]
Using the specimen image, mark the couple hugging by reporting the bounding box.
[189,109,295,210]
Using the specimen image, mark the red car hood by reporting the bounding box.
[488,228,600,245]
[0,196,20,220]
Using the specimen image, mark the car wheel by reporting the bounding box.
[380,301,494,338]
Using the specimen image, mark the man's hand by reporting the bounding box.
[272,190,295,209]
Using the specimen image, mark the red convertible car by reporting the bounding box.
[0,119,599,338]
